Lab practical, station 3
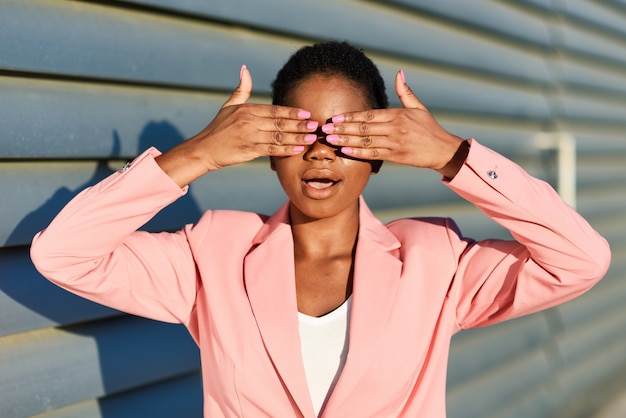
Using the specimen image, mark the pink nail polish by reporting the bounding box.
[321,124,334,134]
[297,110,311,119]
[326,135,339,144]
[240,64,247,81]
[304,134,317,143]
[400,68,406,84]
[306,121,319,130]
[293,145,305,152]
[341,147,353,155]
[332,115,345,123]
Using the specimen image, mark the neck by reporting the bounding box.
[290,203,360,258]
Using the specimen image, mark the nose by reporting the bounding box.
[304,139,337,161]
[304,130,337,161]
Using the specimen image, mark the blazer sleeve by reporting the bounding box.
[444,139,611,330]
[30,147,199,324]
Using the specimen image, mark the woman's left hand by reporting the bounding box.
[321,70,464,176]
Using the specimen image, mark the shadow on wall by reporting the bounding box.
[7,121,203,244]
[1,121,203,417]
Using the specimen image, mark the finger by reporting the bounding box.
[259,143,309,157]
[248,104,311,121]
[339,146,387,161]
[395,69,427,110]
[256,118,319,135]
[222,64,253,108]
[330,109,388,124]
[322,120,389,137]
[325,133,391,149]
[262,131,319,146]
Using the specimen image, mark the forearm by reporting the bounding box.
[31,148,185,276]
[445,140,610,328]
[448,139,610,283]
[30,147,197,322]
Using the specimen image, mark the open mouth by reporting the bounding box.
[302,170,341,191]
[304,178,340,190]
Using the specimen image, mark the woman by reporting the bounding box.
[31,42,610,417]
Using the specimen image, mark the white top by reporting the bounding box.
[298,297,352,416]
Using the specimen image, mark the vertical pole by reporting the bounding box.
[534,132,577,209]
[558,133,576,209]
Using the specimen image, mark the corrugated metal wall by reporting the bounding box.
[1,0,625,416]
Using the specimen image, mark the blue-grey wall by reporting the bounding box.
[1,1,625,417]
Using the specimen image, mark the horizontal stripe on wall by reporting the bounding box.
[1,0,625,416]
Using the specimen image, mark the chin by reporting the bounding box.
[289,199,358,223]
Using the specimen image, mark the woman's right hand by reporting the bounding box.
[156,65,318,187]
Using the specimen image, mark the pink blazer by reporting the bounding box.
[31,140,610,417]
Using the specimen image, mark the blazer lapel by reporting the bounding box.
[323,198,403,413]
[244,202,315,418]
[243,198,402,417]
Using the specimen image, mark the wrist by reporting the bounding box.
[155,141,212,188]
[437,139,469,180]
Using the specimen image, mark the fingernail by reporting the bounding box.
[332,115,345,123]
[240,64,247,81]
[297,110,311,119]
[304,134,317,143]
[400,68,406,84]
[326,135,339,144]
[321,124,334,134]
[306,121,319,130]
[293,145,305,152]
[341,147,353,155]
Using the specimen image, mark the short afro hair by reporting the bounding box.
[272,41,387,109]
[272,41,387,172]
